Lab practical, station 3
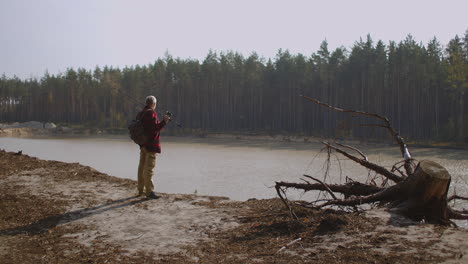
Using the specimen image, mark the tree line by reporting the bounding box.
[1,31,467,142]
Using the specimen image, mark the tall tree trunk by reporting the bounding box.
[459,91,465,141]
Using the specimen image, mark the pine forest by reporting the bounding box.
[1,32,467,143]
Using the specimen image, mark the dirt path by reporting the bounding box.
[1,150,467,263]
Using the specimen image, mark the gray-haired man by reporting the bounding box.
[137,95,170,199]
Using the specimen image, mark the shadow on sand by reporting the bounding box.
[0,196,148,236]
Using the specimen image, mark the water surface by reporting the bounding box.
[1,136,467,203]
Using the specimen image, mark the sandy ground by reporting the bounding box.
[1,149,468,263]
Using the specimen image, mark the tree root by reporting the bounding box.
[275,181,383,197]
[448,195,468,202]
[447,207,468,220]
[274,96,468,225]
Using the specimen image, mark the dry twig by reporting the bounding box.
[277,238,302,253]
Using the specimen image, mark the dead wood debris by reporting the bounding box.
[275,96,468,225]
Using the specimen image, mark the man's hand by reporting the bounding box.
[163,115,170,123]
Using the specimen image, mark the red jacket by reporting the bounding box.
[139,106,166,153]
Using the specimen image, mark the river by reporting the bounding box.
[1,136,467,203]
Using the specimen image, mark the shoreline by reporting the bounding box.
[1,150,468,263]
[1,125,467,150]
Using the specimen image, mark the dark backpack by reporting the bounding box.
[128,109,152,145]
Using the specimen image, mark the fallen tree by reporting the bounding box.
[275,95,468,225]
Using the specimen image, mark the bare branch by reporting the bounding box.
[335,142,368,162]
[317,184,401,208]
[275,181,383,197]
[391,161,407,177]
[277,238,302,253]
[301,95,414,176]
[448,195,468,202]
[357,123,388,128]
[275,183,298,220]
[299,199,331,205]
[323,141,403,183]
[300,95,388,121]
[447,207,468,220]
[302,175,337,200]
[450,208,468,215]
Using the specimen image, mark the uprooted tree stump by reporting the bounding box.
[275,96,468,225]
[394,160,451,221]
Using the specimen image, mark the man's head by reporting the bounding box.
[146,95,157,110]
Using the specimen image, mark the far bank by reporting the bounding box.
[1,121,468,149]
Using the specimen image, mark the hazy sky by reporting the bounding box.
[1,0,467,79]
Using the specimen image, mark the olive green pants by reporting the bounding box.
[137,147,157,195]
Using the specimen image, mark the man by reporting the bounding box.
[137,95,170,199]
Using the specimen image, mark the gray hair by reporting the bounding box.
[145,95,157,106]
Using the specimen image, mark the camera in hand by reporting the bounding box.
[165,111,172,121]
